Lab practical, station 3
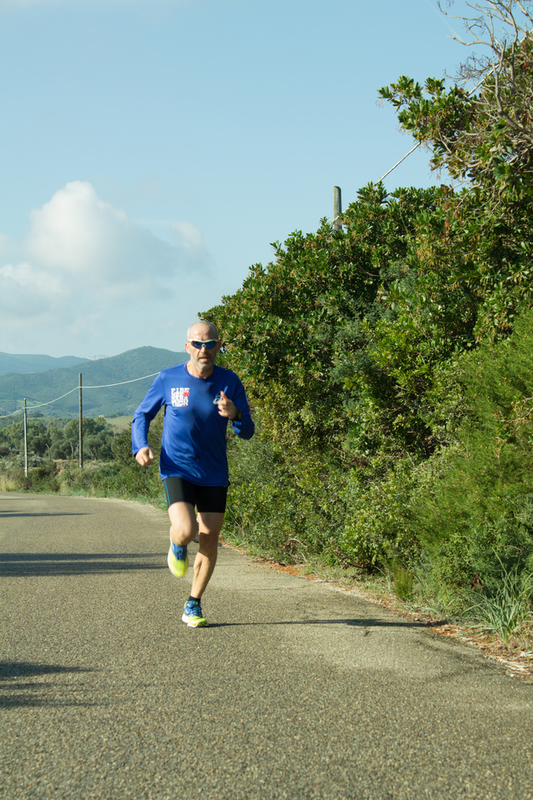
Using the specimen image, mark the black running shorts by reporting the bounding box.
[163,476,228,513]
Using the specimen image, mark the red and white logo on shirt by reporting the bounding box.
[171,387,190,407]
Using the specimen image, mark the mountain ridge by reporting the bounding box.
[0,346,188,418]
[0,352,89,375]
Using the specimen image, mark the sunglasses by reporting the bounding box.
[187,339,220,350]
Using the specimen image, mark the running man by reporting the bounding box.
[131,320,254,627]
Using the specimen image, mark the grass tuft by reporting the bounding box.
[466,561,533,645]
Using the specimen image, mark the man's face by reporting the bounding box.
[185,324,221,375]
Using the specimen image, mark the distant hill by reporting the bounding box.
[0,347,188,418]
[0,352,89,375]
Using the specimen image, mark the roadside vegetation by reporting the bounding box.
[206,1,533,654]
[0,412,166,508]
[2,2,533,659]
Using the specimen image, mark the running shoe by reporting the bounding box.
[182,600,208,628]
[167,540,188,578]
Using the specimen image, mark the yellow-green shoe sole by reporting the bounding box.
[181,612,208,628]
[167,545,188,578]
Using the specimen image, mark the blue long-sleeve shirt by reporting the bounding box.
[131,362,254,485]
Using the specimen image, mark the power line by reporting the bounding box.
[83,372,161,389]
[376,143,422,184]
[0,370,161,419]
[0,388,79,419]
[330,62,497,229]
[374,65,492,187]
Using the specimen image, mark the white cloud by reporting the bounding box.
[0,262,61,329]
[25,181,189,291]
[0,180,212,351]
[0,261,64,298]
[172,220,203,251]
[28,182,126,275]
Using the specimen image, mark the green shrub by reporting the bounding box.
[225,423,346,563]
[21,461,60,493]
[410,310,533,590]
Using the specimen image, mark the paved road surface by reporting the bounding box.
[1,492,533,799]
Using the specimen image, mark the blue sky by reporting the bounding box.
[0,0,480,358]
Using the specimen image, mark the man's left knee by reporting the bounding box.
[198,530,219,555]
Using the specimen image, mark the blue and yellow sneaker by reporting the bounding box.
[182,600,207,628]
[167,540,188,578]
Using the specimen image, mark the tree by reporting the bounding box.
[0,419,51,457]
[202,186,447,567]
[378,1,533,340]
[206,184,438,454]
[81,418,114,460]
[381,2,533,190]
[198,1,533,577]
[410,307,533,586]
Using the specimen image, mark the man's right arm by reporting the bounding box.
[131,374,165,462]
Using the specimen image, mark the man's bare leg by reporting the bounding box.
[167,504,224,597]
[168,501,197,546]
[191,511,225,598]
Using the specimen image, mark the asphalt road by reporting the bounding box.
[1,491,533,800]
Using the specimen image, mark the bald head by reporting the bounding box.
[184,320,221,378]
[187,320,219,341]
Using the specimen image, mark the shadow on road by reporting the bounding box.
[207,618,432,629]
[0,552,166,577]
[0,661,95,709]
[0,509,88,519]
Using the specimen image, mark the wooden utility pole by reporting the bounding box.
[333,186,342,231]
[23,398,28,477]
[78,373,83,470]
